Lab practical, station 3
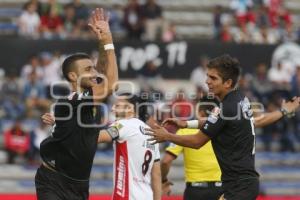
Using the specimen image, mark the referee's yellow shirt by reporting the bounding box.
[166,128,221,182]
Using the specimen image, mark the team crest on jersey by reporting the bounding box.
[207,106,220,124]
[112,123,123,130]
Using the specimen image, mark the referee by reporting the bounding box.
[35,8,118,200]
[161,97,222,200]
[146,55,300,200]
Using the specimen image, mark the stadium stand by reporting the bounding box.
[0,0,299,39]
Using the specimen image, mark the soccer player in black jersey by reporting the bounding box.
[35,8,118,200]
[145,55,300,200]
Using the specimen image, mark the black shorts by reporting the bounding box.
[223,178,259,200]
[35,165,89,200]
[184,182,223,200]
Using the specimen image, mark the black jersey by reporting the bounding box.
[40,89,100,181]
[201,90,259,181]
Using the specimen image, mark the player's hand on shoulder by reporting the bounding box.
[145,124,170,144]
[162,118,187,129]
[88,8,112,43]
[41,113,55,126]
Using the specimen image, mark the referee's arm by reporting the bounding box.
[161,152,176,183]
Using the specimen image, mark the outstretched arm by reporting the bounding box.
[146,124,210,149]
[88,8,118,101]
[254,97,300,128]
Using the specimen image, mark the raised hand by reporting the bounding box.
[41,113,55,126]
[162,118,187,129]
[88,8,112,42]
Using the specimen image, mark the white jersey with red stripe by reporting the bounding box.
[111,118,160,200]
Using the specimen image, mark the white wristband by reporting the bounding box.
[186,120,199,129]
[104,43,114,50]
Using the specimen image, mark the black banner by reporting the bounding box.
[0,38,277,79]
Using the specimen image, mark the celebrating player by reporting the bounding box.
[35,8,118,200]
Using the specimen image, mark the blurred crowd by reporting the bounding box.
[214,0,298,43]
[1,51,300,165]
[17,0,176,42]
[16,0,300,44]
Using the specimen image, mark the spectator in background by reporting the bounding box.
[40,6,64,39]
[252,25,279,44]
[291,66,300,97]
[22,71,51,118]
[220,23,233,42]
[279,25,297,43]
[230,0,254,27]
[21,54,43,83]
[138,60,162,90]
[69,0,89,31]
[290,66,300,142]
[4,120,30,164]
[40,0,63,17]
[262,97,295,152]
[256,5,269,28]
[162,23,177,42]
[213,5,224,40]
[123,0,143,40]
[108,4,124,35]
[264,0,283,28]
[171,89,192,120]
[141,0,164,41]
[39,52,61,98]
[1,72,25,119]
[238,73,256,100]
[250,63,273,104]
[62,4,79,39]
[232,24,251,43]
[29,122,50,163]
[268,61,293,92]
[28,0,43,16]
[18,1,40,38]
[190,56,209,93]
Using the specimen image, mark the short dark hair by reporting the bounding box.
[207,54,241,88]
[117,93,150,122]
[62,53,91,81]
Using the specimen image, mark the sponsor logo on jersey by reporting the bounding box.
[116,156,126,197]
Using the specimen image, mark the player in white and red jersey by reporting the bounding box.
[41,93,162,200]
[98,93,162,200]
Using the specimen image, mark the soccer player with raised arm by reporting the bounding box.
[35,8,118,200]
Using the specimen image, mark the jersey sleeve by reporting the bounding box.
[110,121,136,142]
[201,106,226,139]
